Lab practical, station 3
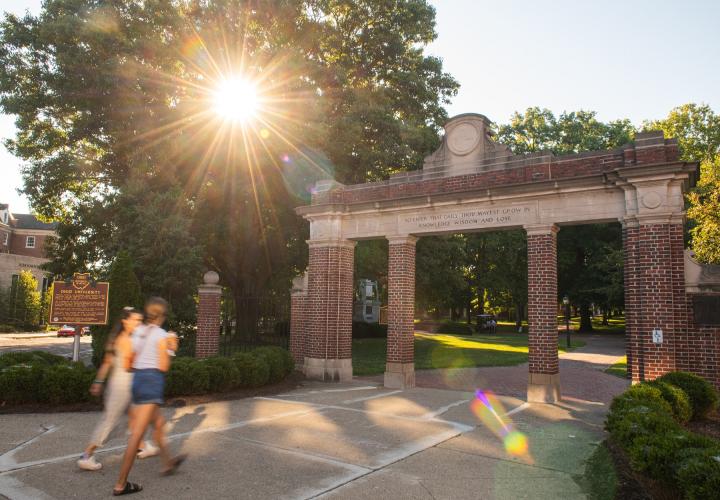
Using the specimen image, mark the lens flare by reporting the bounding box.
[212,77,259,123]
[470,390,532,461]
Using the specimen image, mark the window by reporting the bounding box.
[2,232,7,246]
[26,236,35,248]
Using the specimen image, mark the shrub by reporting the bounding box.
[648,380,693,424]
[352,322,387,339]
[438,320,475,335]
[606,404,677,445]
[608,383,672,417]
[232,352,270,387]
[627,430,714,480]
[674,447,720,500]
[0,350,67,369]
[165,358,210,396]
[37,363,94,405]
[253,346,294,381]
[203,357,240,393]
[0,364,45,403]
[657,371,719,420]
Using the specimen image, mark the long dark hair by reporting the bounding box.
[105,307,141,353]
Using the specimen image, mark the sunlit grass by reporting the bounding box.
[353,332,586,376]
[605,356,627,378]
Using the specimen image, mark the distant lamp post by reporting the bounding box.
[563,295,571,349]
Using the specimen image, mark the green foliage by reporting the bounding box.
[606,380,720,499]
[232,352,271,388]
[10,270,41,329]
[648,380,693,424]
[91,250,143,367]
[436,320,474,335]
[252,346,293,383]
[165,358,210,397]
[0,352,94,405]
[352,322,388,339]
[657,371,720,420]
[203,357,241,393]
[646,104,720,264]
[674,447,720,500]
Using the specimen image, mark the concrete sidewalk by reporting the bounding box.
[0,379,609,500]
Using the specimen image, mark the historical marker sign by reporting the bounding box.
[49,273,110,325]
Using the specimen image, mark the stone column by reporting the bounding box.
[622,217,641,382]
[289,272,308,369]
[196,270,222,358]
[304,239,356,381]
[525,224,560,403]
[385,235,417,389]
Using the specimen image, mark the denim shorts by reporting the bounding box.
[132,369,165,405]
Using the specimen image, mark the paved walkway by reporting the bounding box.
[0,334,627,499]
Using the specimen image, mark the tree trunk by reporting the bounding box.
[602,309,609,326]
[515,302,524,331]
[579,303,594,332]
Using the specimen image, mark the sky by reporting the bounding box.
[2,0,719,213]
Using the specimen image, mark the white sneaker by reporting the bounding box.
[137,442,159,459]
[77,455,102,471]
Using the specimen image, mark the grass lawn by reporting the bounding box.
[353,332,586,376]
[605,356,627,378]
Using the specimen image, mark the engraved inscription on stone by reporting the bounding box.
[447,123,481,156]
[399,204,537,234]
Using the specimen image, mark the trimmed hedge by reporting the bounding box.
[605,373,720,499]
[352,322,387,339]
[0,346,296,406]
[657,371,719,420]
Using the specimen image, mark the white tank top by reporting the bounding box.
[132,324,169,370]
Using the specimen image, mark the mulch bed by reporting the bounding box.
[0,371,306,415]
[605,439,681,500]
[687,409,720,441]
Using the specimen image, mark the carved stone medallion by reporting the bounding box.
[447,122,481,156]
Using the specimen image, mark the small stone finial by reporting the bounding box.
[203,270,220,285]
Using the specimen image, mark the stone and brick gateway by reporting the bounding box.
[281,113,720,402]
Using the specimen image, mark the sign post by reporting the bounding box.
[49,273,110,362]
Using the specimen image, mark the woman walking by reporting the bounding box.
[113,297,185,496]
[77,308,159,471]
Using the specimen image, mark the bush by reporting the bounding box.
[648,380,693,424]
[657,371,719,420]
[252,346,294,383]
[352,322,387,339]
[627,430,714,480]
[232,352,270,387]
[674,447,720,500]
[0,364,45,403]
[37,363,94,405]
[0,324,19,333]
[165,358,210,396]
[608,383,672,416]
[606,403,677,444]
[203,357,240,393]
[0,350,67,369]
[437,320,475,335]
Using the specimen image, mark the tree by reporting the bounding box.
[0,0,458,328]
[10,270,41,330]
[646,104,720,264]
[91,250,142,366]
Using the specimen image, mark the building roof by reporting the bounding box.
[11,213,58,231]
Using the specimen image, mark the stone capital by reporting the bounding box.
[198,284,222,295]
[306,238,357,249]
[386,235,418,246]
[524,224,559,236]
[635,212,685,226]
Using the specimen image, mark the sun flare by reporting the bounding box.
[212,77,259,123]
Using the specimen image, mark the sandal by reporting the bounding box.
[112,482,143,496]
[161,454,187,476]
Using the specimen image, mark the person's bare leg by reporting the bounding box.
[150,407,173,468]
[83,443,97,456]
[127,405,150,452]
[114,404,154,492]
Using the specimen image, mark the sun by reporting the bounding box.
[212,77,259,123]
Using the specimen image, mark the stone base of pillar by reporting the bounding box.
[527,373,561,403]
[304,357,352,382]
[384,362,415,389]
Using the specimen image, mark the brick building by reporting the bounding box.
[0,204,57,294]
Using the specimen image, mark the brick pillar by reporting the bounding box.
[631,217,684,380]
[289,272,308,368]
[622,218,641,382]
[385,235,417,389]
[196,270,222,358]
[304,239,355,382]
[525,224,561,403]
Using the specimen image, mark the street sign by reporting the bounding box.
[49,273,110,325]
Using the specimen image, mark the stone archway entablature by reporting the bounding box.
[290,113,720,401]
